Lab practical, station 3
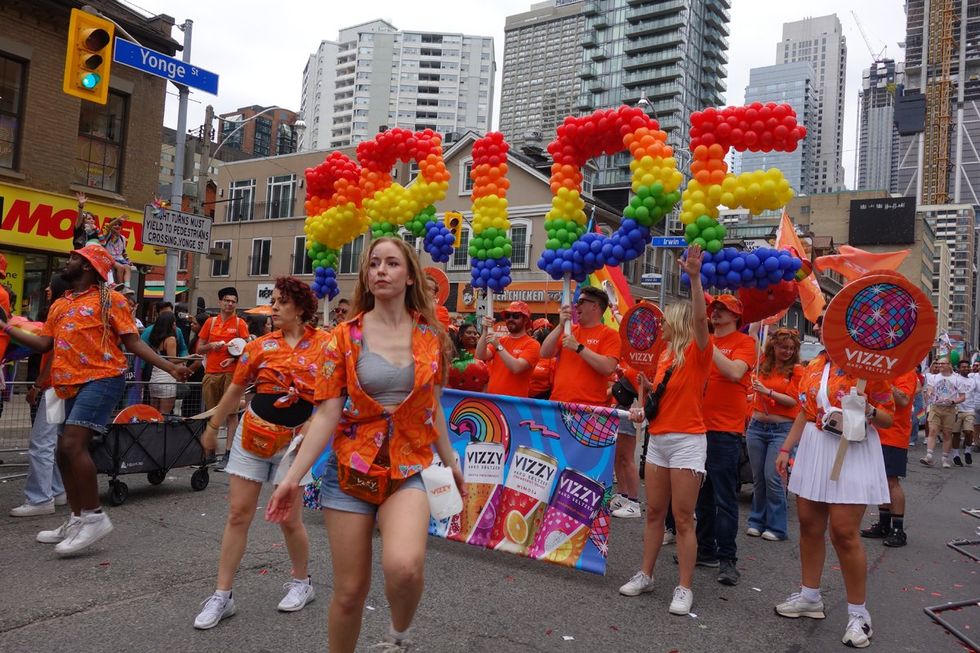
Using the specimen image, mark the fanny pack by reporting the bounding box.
[611,376,638,408]
[240,406,298,458]
[336,462,405,505]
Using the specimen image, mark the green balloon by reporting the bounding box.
[547,238,560,250]
[624,206,636,219]
[557,228,569,242]
[685,223,700,239]
[693,237,707,249]
[636,185,650,199]
[696,215,714,230]
[700,227,716,242]
[707,239,723,254]
[715,224,727,239]
[635,206,650,222]
[650,182,664,196]
[502,243,512,257]
[491,247,503,259]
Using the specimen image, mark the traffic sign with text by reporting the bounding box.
[113,39,219,94]
[651,236,688,248]
[142,205,212,254]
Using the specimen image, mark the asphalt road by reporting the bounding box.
[0,442,977,653]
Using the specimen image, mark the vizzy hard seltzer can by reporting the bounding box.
[427,450,461,539]
[527,468,604,565]
[491,446,558,555]
[453,441,506,545]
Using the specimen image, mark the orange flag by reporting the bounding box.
[777,210,826,323]
[814,245,910,282]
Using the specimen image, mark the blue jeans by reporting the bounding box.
[24,393,65,505]
[696,431,741,562]
[63,375,126,435]
[745,419,791,540]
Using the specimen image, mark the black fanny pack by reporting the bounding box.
[611,376,638,408]
[643,366,675,422]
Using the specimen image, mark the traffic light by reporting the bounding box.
[444,211,463,248]
[63,8,115,104]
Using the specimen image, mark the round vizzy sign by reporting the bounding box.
[822,270,936,381]
[619,301,664,375]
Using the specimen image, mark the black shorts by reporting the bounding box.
[881,444,907,478]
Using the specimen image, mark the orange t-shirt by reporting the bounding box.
[199,313,250,374]
[39,286,137,398]
[550,323,620,405]
[529,357,555,397]
[875,370,918,450]
[0,285,10,362]
[647,339,713,436]
[751,365,805,420]
[232,325,331,403]
[799,354,895,424]
[703,331,757,433]
[314,314,446,479]
[486,333,541,397]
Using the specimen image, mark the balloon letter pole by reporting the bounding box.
[468,132,513,324]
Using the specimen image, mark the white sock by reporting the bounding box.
[800,585,821,603]
[954,448,962,457]
[80,508,103,517]
[215,589,231,599]
[389,625,411,641]
[847,602,870,620]
[292,576,310,585]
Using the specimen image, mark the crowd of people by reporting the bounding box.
[1,235,974,652]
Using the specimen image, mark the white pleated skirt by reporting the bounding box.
[788,422,890,505]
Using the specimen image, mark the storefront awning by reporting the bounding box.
[143,281,188,298]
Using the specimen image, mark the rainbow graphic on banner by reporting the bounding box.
[449,397,511,455]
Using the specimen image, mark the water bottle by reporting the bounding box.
[421,464,463,521]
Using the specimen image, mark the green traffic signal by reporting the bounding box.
[81,72,101,89]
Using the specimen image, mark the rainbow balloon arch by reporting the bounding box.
[301,102,810,304]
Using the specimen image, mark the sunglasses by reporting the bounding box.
[503,312,524,319]
[576,297,597,306]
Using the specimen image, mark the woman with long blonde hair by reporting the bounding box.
[266,237,460,652]
[745,327,804,542]
[620,246,711,617]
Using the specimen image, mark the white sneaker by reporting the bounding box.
[10,500,55,517]
[774,592,826,619]
[54,493,68,506]
[669,585,694,615]
[194,592,236,629]
[609,494,627,510]
[761,530,784,541]
[612,500,642,519]
[746,526,762,537]
[942,458,952,469]
[619,570,655,596]
[54,512,113,556]
[277,578,315,612]
[36,514,81,543]
[662,530,676,545]
[372,632,413,651]
[842,613,873,648]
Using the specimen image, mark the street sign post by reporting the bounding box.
[113,38,219,94]
[650,236,688,248]
[640,273,662,288]
[142,205,213,254]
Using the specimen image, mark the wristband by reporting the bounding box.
[779,448,791,454]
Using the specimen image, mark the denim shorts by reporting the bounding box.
[645,433,708,474]
[224,421,292,485]
[318,453,425,515]
[64,375,126,435]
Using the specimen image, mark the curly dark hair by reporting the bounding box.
[275,276,319,323]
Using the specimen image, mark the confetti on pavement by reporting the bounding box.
[562,636,574,641]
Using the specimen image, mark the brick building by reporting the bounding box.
[0,0,177,318]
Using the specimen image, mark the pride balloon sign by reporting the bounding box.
[469,132,513,291]
[537,106,683,282]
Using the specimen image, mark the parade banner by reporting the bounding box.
[429,389,618,576]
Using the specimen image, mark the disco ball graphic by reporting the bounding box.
[626,308,659,351]
[844,283,917,351]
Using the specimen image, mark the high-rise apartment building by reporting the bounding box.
[299,20,495,151]
[919,204,976,343]
[218,105,300,158]
[573,0,731,189]
[741,61,817,194]
[776,15,847,192]
[500,1,587,149]
[856,59,902,193]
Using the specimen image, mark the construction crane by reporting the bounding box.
[923,0,954,205]
[851,10,888,62]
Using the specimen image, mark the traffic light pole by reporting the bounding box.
[164,19,193,304]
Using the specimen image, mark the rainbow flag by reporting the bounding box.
[581,264,634,330]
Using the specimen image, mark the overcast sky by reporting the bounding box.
[131,0,907,188]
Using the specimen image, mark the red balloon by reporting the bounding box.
[738,281,799,324]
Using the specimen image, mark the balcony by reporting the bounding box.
[574,94,594,112]
[579,63,598,79]
[624,65,681,87]
[590,47,610,61]
[627,14,685,39]
[627,1,685,24]
[705,29,729,49]
[645,81,681,100]
[705,8,730,35]
[582,32,598,48]
[583,1,600,16]
[705,0,731,24]
[624,32,683,54]
[586,13,609,30]
[588,79,608,93]
[624,48,683,70]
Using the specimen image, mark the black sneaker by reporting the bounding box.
[860,522,889,539]
[717,559,740,586]
[214,452,230,472]
[966,451,973,465]
[672,552,720,568]
[882,529,907,548]
[953,455,964,467]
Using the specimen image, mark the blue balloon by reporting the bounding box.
[561,260,573,273]
[778,255,792,270]
[767,270,783,283]
[782,269,796,281]
[764,256,779,272]
[741,268,754,282]
[680,272,691,286]
[726,270,741,286]
[755,266,767,279]
[702,262,716,276]
[731,256,746,272]
[612,245,626,259]
[745,254,760,269]
[717,260,730,274]
[501,276,511,287]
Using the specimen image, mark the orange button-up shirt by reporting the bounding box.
[232,325,330,402]
[40,286,137,398]
[314,314,446,479]
[799,354,895,425]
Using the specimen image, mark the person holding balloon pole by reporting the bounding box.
[265,237,461,652]
[774,349,894,647]
[619,245,711,617]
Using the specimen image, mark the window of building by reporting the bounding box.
[339,234,366,274]
[229,179,255,221]
[293,236,314,275]
[266,174,296,219]
[211,240,231,277]
[250,238,271,276]
[74,91,127,192]
[460,160,474,194]
[0,54,25,169]
[178,251,189,272]
[510,221,530,269]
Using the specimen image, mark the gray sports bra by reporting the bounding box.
[356,337,415,407]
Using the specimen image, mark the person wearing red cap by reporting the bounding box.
[541,286,620,406]
[477,301,541,397]
[0,244,191,556]
[695,294,757,587]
